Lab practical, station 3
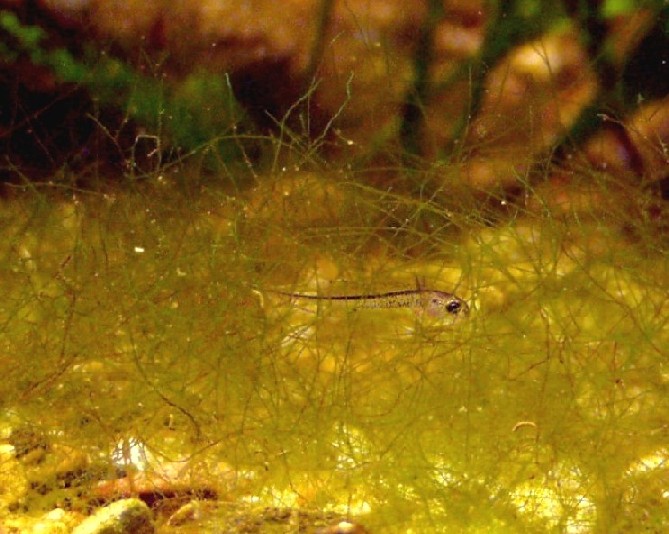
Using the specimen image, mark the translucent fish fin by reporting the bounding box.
[414,275,427,291]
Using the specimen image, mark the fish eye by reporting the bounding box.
[446,300,462,315]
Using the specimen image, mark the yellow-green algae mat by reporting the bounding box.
[0,173,667,532]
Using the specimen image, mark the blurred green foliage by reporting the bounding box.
[0,10,249,173]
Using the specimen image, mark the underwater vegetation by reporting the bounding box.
[0,168,666,532]
[0,1,668,532]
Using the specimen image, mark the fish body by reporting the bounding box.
[266,288,469,319]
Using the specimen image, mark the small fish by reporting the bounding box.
[265,288,469,319]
